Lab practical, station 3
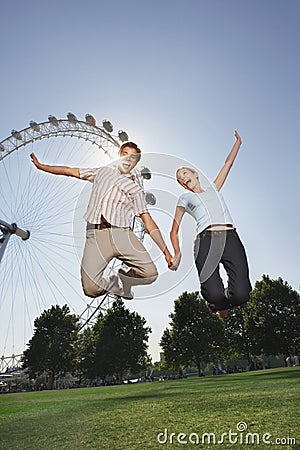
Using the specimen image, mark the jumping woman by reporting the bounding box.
[170,131,252,318]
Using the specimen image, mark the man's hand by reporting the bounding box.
[169,251,181,271]
[30,152,41,169]
[164,250,175,270]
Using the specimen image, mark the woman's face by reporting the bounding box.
[176,168,199,191]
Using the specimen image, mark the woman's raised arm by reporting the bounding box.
[213,130,242,191]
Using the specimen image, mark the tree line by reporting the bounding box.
[22,275,300,388]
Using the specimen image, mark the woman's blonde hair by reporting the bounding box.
[176,166,198,183]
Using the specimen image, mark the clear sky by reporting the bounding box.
[0,0,299,361]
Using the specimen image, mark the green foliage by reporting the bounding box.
[162,276,300,374]
[223,304,256,365]
[249,275,300,356]
[91,299,151,380]
[22,305,80,388]
[77,325,99,380]
[224,275,300,365]
[161,291,224,375]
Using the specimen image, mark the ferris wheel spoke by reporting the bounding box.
[1,241,26,354]
[14,243,33,347]
[0,239,23,309]
[19,243,52,315]
[23,183,77,231]
[33,238,82,282]
[35,235,77,251]
[12,151,26,220]
[22,241,69,313]
[24,175,68,226]
[27,239,87,316]
[32,187,80,225]
[0,161,15,219]
[13,147,47,223]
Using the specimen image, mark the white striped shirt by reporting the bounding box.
[79,166,148,227]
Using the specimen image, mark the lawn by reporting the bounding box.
[0,367,299,450]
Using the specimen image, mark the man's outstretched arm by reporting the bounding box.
[30,152,80,178]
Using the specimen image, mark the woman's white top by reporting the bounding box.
[177,182,234,234]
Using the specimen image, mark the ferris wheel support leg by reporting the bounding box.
[0,233,11,263]
[0,218,30,264]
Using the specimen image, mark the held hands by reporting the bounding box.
[164,249,181,271]
[164,250,182,271]
[164,250,176,270]
[169,251,182,271]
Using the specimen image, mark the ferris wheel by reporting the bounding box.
[0,113,151,372]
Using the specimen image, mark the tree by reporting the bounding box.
[160,292,225,376]
[22,304,80,389]
[248,275,300,360]
[77,325,98,381]
[224,275,300,367]
[223,305,258,369]
[93,299,151,381]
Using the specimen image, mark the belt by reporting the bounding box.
[93,222,112,230]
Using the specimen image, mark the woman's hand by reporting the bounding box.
[234,130,242,145]
[213,130,243,191]
[164,250,175,269]
[169,251,182,271]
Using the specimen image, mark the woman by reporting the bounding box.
[170,131,252,318]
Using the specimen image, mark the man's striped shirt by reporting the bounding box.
[79,166,148,227]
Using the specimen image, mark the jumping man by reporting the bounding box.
[31,142,174,300]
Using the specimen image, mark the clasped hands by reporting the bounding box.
[164,251,182,271]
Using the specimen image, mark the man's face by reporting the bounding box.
[118,146,140,174]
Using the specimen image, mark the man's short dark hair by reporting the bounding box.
[119,141,141,162]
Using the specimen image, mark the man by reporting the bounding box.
[30,141,173,299]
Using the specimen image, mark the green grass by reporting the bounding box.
[0,367,299,449]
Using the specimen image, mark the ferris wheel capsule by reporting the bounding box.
[118,130,129,142]
[85,114,96,127]
[48,115,59,126]
[29,121,40,132]
[145,191,156,206]
[141,167,152,180]
[67,112,77,123]
[11,129,22,140]
[102,120,113,133]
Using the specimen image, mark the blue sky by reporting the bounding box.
[0,0,299,361]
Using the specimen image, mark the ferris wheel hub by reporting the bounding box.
[0,218,30,241]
